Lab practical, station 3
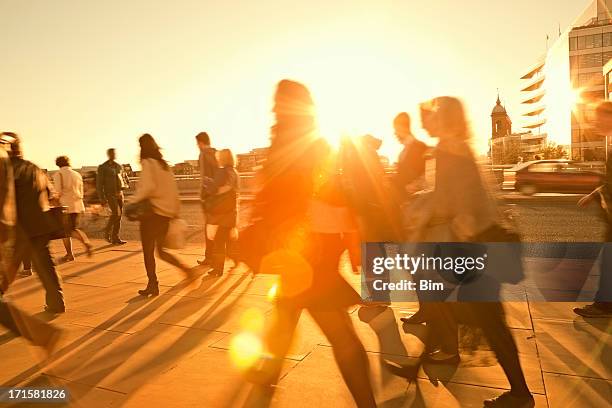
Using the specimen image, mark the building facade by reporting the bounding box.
[569,8,612,160]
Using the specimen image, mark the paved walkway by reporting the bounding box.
[1,239,611,407]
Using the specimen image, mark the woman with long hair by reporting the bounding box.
[132,134,191,296]
[393,97,534,408]
[246,80,376,407]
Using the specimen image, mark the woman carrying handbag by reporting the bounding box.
[130,134,192,296]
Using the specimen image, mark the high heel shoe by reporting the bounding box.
[138,283,159,296]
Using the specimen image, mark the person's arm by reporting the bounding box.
[131,160,154,203]
[52,172,61,199]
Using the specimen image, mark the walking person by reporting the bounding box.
[53,155,93,261]
[391,112,431,324]
[0,133,62,353]
[97,148,128,245]
[340,134,401,305]
[131,134,192,297]
[389,98,534,408]
[195,132,218,267]
[576,100,612,318]
[205,149,238,277]
[392,112,428,201]
[245,80,376,407]
[2,133,65,314]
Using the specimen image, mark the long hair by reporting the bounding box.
[424,96,472,141]
[139,133,169,170]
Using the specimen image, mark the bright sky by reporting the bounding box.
[0,0,593,169]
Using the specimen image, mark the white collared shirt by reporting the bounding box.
[53,166,85,213]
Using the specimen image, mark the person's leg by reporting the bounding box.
[139,217,158,293]
[477,303,530,395]
[154,215,190,274]
[251,304,301,385]
[114,194,124,241]
[29,234,64,312]
[68,214,93,256]
[211,226,230,276]
[62,237,74,259]
[309,307,376,408]
[106,196,119,240]
[595,241,612,310]
[426,302,459,356]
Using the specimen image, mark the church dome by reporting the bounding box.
[492,95,507,115]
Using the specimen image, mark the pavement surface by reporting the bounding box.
[1,194,612,407]
[1,235,611,408]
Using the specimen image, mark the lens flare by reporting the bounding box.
[267,283,278,301]
[229,332,263,369]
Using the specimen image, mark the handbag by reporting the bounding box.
[47,206,68,240]
[165,218,188,249]
[124,199,154,221]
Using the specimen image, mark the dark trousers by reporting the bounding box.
[104,194,124,240]
[140,213,185,285]
[211,226,231,274]
[12,227,64,311]
[201,204,214,261]
[596,227,612,310]
[428,302,530,395]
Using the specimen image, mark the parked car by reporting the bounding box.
[503,159,604,195]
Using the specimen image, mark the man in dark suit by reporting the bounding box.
[392,112,428,201]
[195,132,219,266]
[97,148,128,245]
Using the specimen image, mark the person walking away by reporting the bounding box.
[97,148,128,245]
[0,133,62,353]
[195,132,218,267]
[576,101,612,318]
[3,133,65,314]
[53,155,93,261]
[205,149,238,277]
[246,80,376,407]
[132,134,192,296]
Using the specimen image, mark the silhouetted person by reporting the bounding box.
[53,155,93,261]
[205,149,238,277]
[195,132,218,266]
[576,101,612,318]
[0,134,61,352]
[392,112,427,200]
[97,148,128,244]
[132,134,192,296]
[3,133,65,314]
[340,134,401,304]
[246,80,376,407]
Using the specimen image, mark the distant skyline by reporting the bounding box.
[1,0,593,169]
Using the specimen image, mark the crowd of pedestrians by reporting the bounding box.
[2,78,612,407]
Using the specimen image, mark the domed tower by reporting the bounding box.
[491,94,512,139]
